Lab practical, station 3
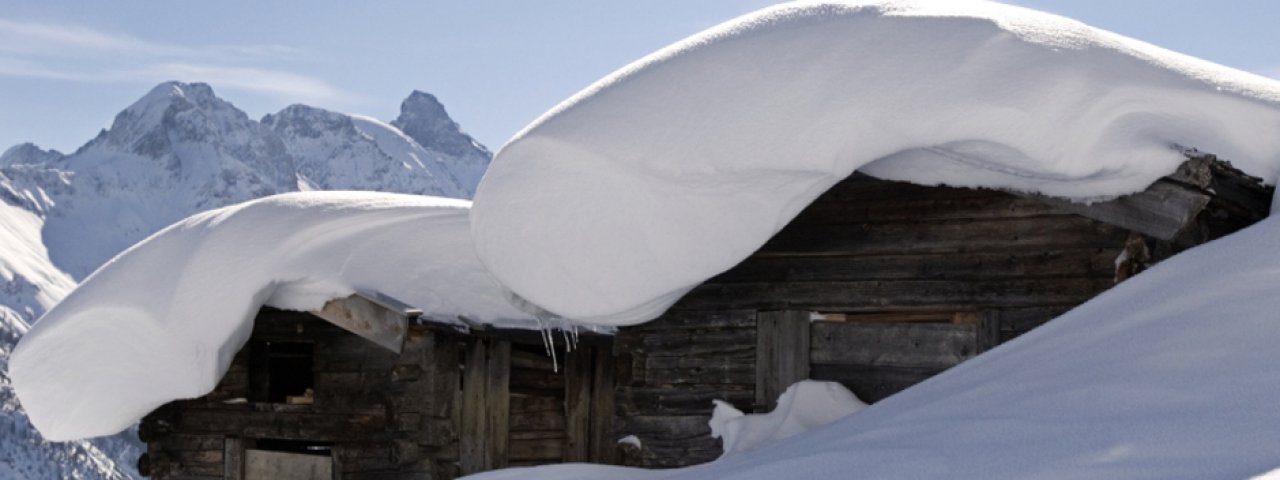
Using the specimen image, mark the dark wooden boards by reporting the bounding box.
[755,310,810,412]
[460,339,511,475]
[810,322,976,369]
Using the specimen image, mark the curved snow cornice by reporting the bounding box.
[470,0,1280,325]
[11,192,535,441]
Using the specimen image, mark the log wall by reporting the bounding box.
[141,310,616,480]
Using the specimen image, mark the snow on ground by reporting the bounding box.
[470,0,1280,325]
[709,380,865,458]
[464,213,1280,479]
[11,192,536,441]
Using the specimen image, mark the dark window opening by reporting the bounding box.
[249,341,314,403]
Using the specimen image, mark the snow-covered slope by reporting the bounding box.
[470,0,1280,325]
[0,81,491,478]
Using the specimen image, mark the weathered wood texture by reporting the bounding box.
[460,339,511,475]
[809,321,978,402]
[612,157,1271,468]
[755,310,810,412]
[507,344,566,465]
[143,311,466,480]
[613,310,757,467]
[310,291,415,354]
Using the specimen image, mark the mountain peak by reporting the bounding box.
[392,90,491,159]
[1,143,64,167]
[86,81,254,158]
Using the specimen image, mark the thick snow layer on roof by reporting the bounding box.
[470,0,1280,325]
[464,213,1280,480]
[10,192,535,441]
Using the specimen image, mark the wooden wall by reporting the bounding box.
[141,310,464,479]
[613,162,1271,468]
[141,310,616,480]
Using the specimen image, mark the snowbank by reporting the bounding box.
[709,380,865,457]
[470,0,1280,325]
[10,192,535,441]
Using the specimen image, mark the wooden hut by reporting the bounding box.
[611,154,1272,467]
[139,154,1271,478]
[138,293,616,479]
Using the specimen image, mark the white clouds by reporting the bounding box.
[0,18,349,105]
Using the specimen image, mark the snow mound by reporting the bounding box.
[10,192,534,441]
[470,0,1280,325]
[709,380,865,457]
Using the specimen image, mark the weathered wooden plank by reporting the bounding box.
[311,292,414,354]
[509,438,565,461]
[759,215,1127,257]
[176,409,386,441]
[509,394,563,415]
[509,367,565,392]
[809,364,945,403]
[711,250,1117,284]
[487,340,511,470]
[1023,180,1210,241]
[810,322,977,369]
[636,329,756,357]
[245,449,332,480]
[793,191,1063,225]
[459,340,489,475]
[223,437,243,480]
[678,277,1115,312]
[644,354,755,385]
[755,310,810,412]
[976,310,1001,354]
[564,348,593,463]
[628,310,758,331]
[616,385,754,417]
[589,347,617,465]
[510,348,557,371]
[509,409,567,432]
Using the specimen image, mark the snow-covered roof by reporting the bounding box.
[12,0,1280,447]
[10,192,535,441]
[470,0,1280,325]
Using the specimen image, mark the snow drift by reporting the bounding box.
[470,0,1280,325]
[709,380,865,457]
[10,192,534,441]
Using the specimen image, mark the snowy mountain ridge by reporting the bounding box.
[0,81,491,479]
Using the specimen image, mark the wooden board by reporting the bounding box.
[244,449,332,480]
[810,322,978,369]
[755,310,810,412]
[310,292,412,354]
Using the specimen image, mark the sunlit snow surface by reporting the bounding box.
[471,0,1280,324]
[11,192,535,441]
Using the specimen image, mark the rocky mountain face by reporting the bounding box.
[0,81,492,479]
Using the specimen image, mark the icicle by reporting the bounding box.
[536,315,559,373]
[561,326,573,353]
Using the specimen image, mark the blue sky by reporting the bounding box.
[1,1,1277,154]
